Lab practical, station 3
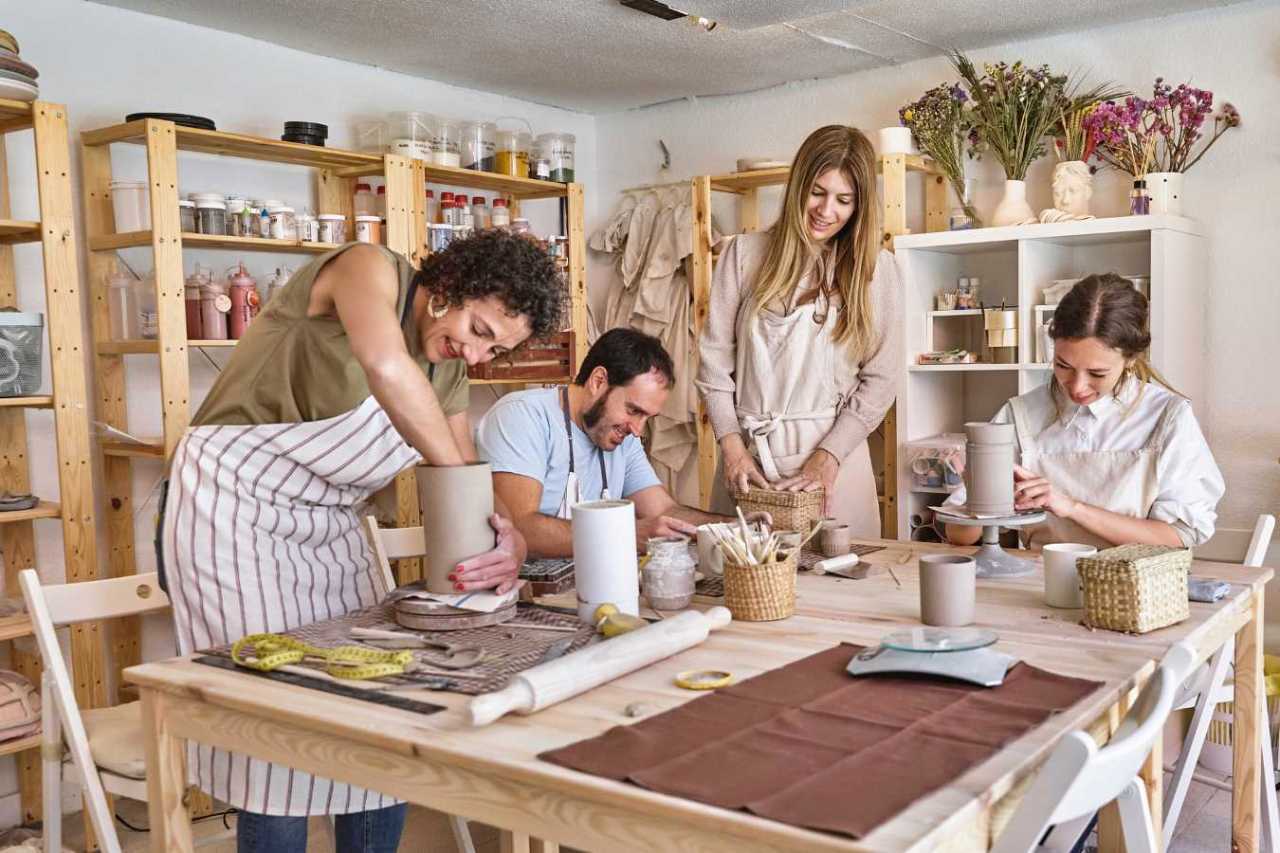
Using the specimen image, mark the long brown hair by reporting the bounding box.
[1049,273,1179,410]
[750,125,881,360]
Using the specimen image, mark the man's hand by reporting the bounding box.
[636,515,699,550]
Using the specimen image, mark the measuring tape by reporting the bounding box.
[231,634,414,681]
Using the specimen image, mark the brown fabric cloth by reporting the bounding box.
[541,643,1099,839]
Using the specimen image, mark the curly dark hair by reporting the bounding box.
[414,229,568,339]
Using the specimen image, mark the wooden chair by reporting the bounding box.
[363,516,475,853]
[1163,513,1278,848]
[19,569,234,853]
[991,641,1197,853]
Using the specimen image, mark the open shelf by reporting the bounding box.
[909,363,1023,373]
[0,219,41,245]
[470,376,571,386]
[98,339,238,355]
[0,501,60,524]
[928,309,983,319]
[0,734,42,759]
[0,614,32,643]
[895,215,1201,252]
[91,231,338,254]
[0,97,33,132]
[710,154,938,193]
[0,395,53,408]
[100,440,164,460]
[420,163,569,200]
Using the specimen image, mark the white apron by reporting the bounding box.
[160,394,421,816]
[555,386,610,519]
[711,288,879,538]
[1010,393,1181,550]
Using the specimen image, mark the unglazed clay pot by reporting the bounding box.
[964,422,1015,516]
[417,462,496,594]
[919,554,977,627]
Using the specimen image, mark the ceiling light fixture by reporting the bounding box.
[619,0,717,32]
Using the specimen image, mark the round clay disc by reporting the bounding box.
[393,601,516,631]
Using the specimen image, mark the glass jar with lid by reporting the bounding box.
[535,132,576,182]
[495,130,531,178]
[387,111,433,161]
[355,119,387,154]
[178,200,196,233]
[430,119,461,168]
[460,121,497,172]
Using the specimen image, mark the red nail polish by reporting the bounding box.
[454,583,464,591]
[448,574,457,582]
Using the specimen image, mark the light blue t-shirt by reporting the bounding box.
[476,387,662,516]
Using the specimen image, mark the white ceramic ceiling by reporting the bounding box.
[90,0,1249,112]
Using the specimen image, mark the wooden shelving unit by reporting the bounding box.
[0,98,103,823]
[893,215,1206,540]
[690,154,949,537]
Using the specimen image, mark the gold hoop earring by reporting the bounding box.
[427,295,448,319]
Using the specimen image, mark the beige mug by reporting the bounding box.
[820,523,850,558]
[919,554,977,627]
[1042,543,1097,608]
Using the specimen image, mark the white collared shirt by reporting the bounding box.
[945,378,1225,546]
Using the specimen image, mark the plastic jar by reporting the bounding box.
[535,132,575,182]
[223,197,248,236]
[642,537,696,610]
[201,280,230,340]
[428,223,453,253]
[178,200,196,233]
[376,185,386,221]
[387,111,433,160]
[491,198,511,229]
[354,215,382,244]
[253,200,281,239]
[195,199,226,235]
[354,184,376,217]
[511,217,531,235]
[355,119,387,154]
[495,130,530,178]
[268,206,298,241]
[107,272,138,340]
[460,121,497,172]
[133,274,159,340]
[297,212,318,242]
[317,214,346,244]
[471,196,489,230]
[430,118,461,167]
[110,180,150,231]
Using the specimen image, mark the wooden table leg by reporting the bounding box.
[1098,695,1128,852]
[140,688,195,853]
[500,831,560,853]
[1233,590,1264,853]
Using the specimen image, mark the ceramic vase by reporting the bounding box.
[1145,171,1184,215]
[417,462,496,594]
[964,422,1015,516]
[992,179,1035,227]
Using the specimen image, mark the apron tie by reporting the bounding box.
[740,408,837,482]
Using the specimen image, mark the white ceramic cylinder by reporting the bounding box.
[417,463,496,594]
[572,500,639,621]
[1042,543,1097,608]
[992,179,1035,227]
[878,127,915,155]
[1145,171,1184,216]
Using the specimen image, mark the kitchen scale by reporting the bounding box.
[845,628,1017,687]
[930,507,1047,578]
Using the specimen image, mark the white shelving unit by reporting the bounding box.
[892,215,1207,541]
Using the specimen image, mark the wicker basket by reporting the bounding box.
[730,486,824,533]
[722,551,797,621]
[1078,544,1191,634]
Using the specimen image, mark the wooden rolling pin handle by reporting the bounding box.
[468,606,732,727]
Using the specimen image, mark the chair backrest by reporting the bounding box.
[991,641,1197,853]
[364,516,426,593]
[1244,514,1276,568]
[31,571,170,627]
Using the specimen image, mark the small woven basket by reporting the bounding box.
[722,550,797,621]
[731,486,824,533]
[1078,544,1191,634]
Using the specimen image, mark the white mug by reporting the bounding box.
[1042,543,1097,608]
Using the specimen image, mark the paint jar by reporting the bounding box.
[430,119,461,168]
[183,265,211,339]
[226,263,260,340]
[195,199,226,236]
[354,119,386,154]
[353,184,376,217]
[110,180,149,231]
[297,212,318,243]
[177,199,196,234]
[200,279,230,341]
[642,537,696,610]
[254,200,282,238]
[106,271,138,340]
[511,217,530,235]
[354,215,381,244]
[495,130,530,178]
[491,198,510,230]
[534,132,575,182]
[460,121,497,172]
[133,273,159,340]
[428,223,453,253]
[470,196,489,231]
[317,214,346,244]
[387,111,433,160]
[268,206,297,241]
[223,196,248,236]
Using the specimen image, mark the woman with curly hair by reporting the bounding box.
[157,232,566,851]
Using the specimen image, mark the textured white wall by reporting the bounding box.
[592,1,1280,572]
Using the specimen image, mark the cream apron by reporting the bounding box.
[711,288,879,538]
[555,386,610,519]
[1010,393,1181,550]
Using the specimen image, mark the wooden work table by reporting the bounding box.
[126,540,1271,852]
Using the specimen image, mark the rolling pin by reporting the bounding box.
[468,606,732,726]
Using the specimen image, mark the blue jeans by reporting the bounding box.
[237,803,407,853]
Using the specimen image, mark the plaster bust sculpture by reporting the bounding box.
[1020,160,1097,225]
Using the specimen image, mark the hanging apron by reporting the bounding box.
[1010,393,1181,550]
[711,287,879,538]
[158,295,432,817]
[556,386,610,519]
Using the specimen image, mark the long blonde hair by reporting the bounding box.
[750,125,881,360]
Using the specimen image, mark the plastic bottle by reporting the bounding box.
[227,262,260,340]
[425,190,437,227]
[201,277,230,341]
[471,196,489,231]
[134,274,159,340]
[354,183,376,217]
[183,265,211,339]
[438,191,454,224]
[491,198,511,230]
[376,185,387,222]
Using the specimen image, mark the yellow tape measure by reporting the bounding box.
[231,634,414,681]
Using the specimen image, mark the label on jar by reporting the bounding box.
[214,294,232,313]
[533,158,551,179]
[138,310,158,338]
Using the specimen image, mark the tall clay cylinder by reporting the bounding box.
[572,500,640,622]
[964,422,1015,515]
[417,462,496,594]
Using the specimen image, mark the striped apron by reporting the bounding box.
[159,394,421,815]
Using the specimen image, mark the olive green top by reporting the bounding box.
[193,243,469,427]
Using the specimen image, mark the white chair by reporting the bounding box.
[991,641,1197,853]
[19,569,195,853]
[364,516,475,853]
[1163,513,1278,848]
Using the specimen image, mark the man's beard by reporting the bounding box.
[582,392,608,430]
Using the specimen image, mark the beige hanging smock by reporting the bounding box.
[696,232,902,538]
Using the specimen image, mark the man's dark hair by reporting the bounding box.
[573,328,675,388]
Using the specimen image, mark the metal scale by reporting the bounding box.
[845,628,1017,687]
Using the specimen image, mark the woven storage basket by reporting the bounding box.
[1078,544,1190,633]
[730,486,824,533]
[723,550,797,621]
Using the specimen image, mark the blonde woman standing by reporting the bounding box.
[696,125,901,536]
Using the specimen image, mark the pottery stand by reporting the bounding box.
[931,509,1046,578]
